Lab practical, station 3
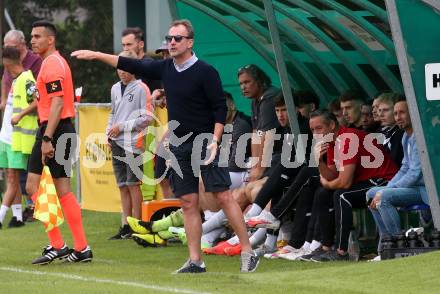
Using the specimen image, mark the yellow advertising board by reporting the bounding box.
[78,105,120,212]
[77,104,169,212]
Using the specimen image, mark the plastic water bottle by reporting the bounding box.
[348,231,360,261]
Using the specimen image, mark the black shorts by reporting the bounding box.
[154,154,171,181]
[111,141,143,187]
[169,140,231,197]
[28,119,76,178]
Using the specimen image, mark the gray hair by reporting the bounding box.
[310,109,339,126]
[4,30,26,44]
[169,19,195,38]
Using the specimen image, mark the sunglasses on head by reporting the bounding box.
[237,64,257,74]
[165,35,192,43]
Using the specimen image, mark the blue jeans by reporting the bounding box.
[366,186,424,238]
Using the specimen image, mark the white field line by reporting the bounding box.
[0,266,211,294]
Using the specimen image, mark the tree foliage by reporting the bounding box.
[5,0,116,103]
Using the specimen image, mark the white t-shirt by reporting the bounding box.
[0,86,15,145]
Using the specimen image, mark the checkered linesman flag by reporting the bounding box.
[33,166,64,232]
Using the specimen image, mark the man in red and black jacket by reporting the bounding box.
[309,109,398,262]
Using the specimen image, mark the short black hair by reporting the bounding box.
[2,46,21,63]
[32,20,57,36]
[293,90,320,109]
[339,90,364,103]
[310,109,338,126]
[327,98,341,112]
[362,99,373,107]
[122,27,144,42]
[395,94,406,103]
[274,92,285,107]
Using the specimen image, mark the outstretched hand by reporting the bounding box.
[71,50,98,60]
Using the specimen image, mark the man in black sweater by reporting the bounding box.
[72,19,258,273]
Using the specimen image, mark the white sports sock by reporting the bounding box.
[203,210,215,221]
[190,259,204,267]
[227,235,240,245]
[250,228,267,247]
[11,204,23,222]
[264,233,278,249]
[202,210,226,234]
[245,204,263,218]
[0,205,9,223]
[310,240,322,251]
[302,241,311,251]
[201,227,226,245]
[121,213,126,225]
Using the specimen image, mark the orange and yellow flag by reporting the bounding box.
[33,166,64,232]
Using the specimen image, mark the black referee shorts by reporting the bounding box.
[28,118,76,178]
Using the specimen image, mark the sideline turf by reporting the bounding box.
[0,210,439,293]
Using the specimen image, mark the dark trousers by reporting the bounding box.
[314,186,336,247]
[334,178,387,251]
[269,167,319,248]
[306,213,320,243]
[271,166,319,219]
[253,162,303,210]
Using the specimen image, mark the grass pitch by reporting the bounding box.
[0,210,439,294]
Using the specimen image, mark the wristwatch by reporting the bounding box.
[42,135,52,143]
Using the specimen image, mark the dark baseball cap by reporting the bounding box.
[155,41,168,54]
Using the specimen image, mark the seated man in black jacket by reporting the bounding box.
[376,92,404,167]
[237,91,318,257]
[203,91,313,256]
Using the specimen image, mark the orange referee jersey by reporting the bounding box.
[36,51,75,123]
